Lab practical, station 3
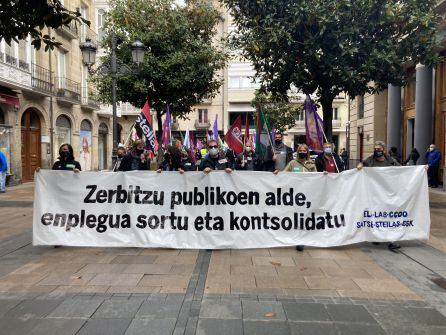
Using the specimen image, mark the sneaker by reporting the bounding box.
[296,245,304,251]
[388,243,401,251]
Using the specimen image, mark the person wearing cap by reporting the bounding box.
[118,140,150,171]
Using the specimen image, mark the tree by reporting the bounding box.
[94,0,229,133]
[0,0,89,50]
[222,0,439,141]
[252,91,301,132]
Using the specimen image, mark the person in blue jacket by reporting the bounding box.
[0,150,7,193]
[426,144,442,188]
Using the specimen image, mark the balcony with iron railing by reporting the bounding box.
[194,119,211,130]
[81,86,100,110]
[0,53,32,89]
[31,63,54,94]
[294,118,342,129]
[57,20,79,39]
[56,77,81,104]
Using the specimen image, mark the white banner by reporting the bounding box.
[33,167,430,249]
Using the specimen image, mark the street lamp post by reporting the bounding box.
[79,34,145,165]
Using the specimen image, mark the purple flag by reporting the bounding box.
[270,126,276,142]
[212,114,219,142]
[304,95,324,152]
[162,104,172,147]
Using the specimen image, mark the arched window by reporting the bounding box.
[55,115,72,160]
[79,119,92,171]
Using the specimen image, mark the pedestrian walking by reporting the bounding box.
[357,141,401,250]
[118,140,150,171]
[340,148,348,169]
[0,150,7,193]
[315,142,344,173]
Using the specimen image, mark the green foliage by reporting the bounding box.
[252,91,301,132]
[0,0,89,50]
[222,0,439,140]
[94,0,229,125]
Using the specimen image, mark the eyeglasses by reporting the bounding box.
[209,145,218,149]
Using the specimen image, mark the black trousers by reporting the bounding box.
[428,165,439,187]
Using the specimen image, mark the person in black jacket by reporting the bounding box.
[199,139,233,173]
[157,145,185,173]
[315,142,344,173]
[235,140,263,171]
[118,140,150,171]
[52,143,81,172]
[404,148,420,166]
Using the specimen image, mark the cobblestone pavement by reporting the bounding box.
[0,183,445,334]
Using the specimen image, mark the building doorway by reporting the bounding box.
[98,123,108,170]
[21,109,41,181]
[406,118,415,157]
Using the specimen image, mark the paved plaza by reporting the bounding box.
[0,183,445,334]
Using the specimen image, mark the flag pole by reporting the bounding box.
[316,115,340,173]
[260,105,274,148]
[112,122,136,171]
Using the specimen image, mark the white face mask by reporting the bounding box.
[245,146,252,153]
[209,148,219,156]
[429,147,434,151]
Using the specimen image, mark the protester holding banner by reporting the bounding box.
[315,142,344,173]
[181,149,197,171]
[357,140,402,250]
[199,139,233,173]
[156,145,185,173]
[426,144,442,188]
[118,140,150,171]
[52,144,81,172]
[269,131,293,173]
[113,144,126,172]
[283,144,317,173]
[357,141,400,169]
[235,140,263,171]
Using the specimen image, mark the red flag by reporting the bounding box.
[244,113,250,144]
[141,100,159,154]
[224,115,243,154]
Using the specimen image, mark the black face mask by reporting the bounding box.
[374,150,384,158]
[117,153,123,158]
[298,152,307,159]
[136,149,144,155]
[274,139,282,145]
[60,151,70,159]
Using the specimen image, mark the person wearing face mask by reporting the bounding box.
[425,144,442,188]
[52,143,81,172]
[283,144,316,173]
[118,140,150,171]
[357,141,400,169]
[235,140,263,171]
[268,131,293,173]
[357,141,401,251]
[157,145,186,173]
[315,142,344,173]
[113,144,126,171]
[199,139,233,173]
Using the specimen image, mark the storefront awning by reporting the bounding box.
[0,93,20,107]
